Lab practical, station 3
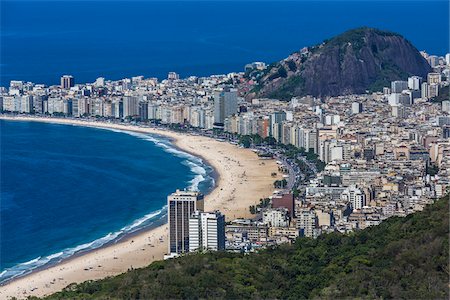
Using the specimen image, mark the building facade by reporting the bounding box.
[168,189,204,255]
[189,210,225,252]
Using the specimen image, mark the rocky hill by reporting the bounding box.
[248,27,432,99]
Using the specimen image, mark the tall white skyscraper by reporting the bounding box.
[189,210,225,252]
[351,102,363,114]
[168,189,204,255]
[408,76,422,90]
[213,87,238,127]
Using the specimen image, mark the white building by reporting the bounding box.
[351,102,363,114]
[442,101,450,113]
[341,185,366,210]
[421,82,429,99]
[262,208,290,227]
[408,76,422,90]
[189,210,225,252]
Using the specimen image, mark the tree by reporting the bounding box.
[238,135,252,148]
[263,136,277,146]
[43,195,449,300]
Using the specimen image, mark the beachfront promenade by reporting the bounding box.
[0,115,283,299]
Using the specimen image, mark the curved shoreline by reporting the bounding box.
[0,118,216,286]
[0,115,281,299]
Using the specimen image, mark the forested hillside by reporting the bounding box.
[40,195,449,300]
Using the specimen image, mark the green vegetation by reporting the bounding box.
[249,198,271,215]
[279,143,325,172]
[238,134,263,148]
[286,60,297,72]
[41,195,449,299]
[267,67,283,81]
[252,27,426,99]
[267,75,305,100]
[258,152,273,158]
[263,136,277,145]
[273,179,287,189]
[426,163,440,176]
[323,27,399,54]
[368,60,410,92]
[277,66,288,78]
[249,84,262,94]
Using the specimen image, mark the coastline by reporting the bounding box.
[0,115,281,299]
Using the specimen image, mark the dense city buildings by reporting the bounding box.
[2,51,449,253]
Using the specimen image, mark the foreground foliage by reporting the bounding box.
[42,195,449,299]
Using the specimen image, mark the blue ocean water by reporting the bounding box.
[1,1,448,86]
[0,120,215,283]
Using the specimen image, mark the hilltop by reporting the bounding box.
[248,27,432,99]
[38,194,449,299]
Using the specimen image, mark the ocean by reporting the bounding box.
[1,1,448,86]
[0,0,448,284]
[0,120,215,283]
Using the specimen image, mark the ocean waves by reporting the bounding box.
[0,206,167,284]
[105,128,215,192]
[0,125,215,285]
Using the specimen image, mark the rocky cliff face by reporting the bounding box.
[249,28,431,99]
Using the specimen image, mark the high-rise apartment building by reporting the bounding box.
[20,95,33,113]
[351,102,363,114]
[213,87,238,127]
[123,96,139,118]
[408,76,422,90]
[168,189,204,255]
[421,82,429,99]
[270,111,287,141]
[60,75,75,89]
[297,208,317,238]
[427,73,442,85]
[391,81,408,93]
[188,210,225,252]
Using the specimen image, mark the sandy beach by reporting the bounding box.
[0,115,281,299]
